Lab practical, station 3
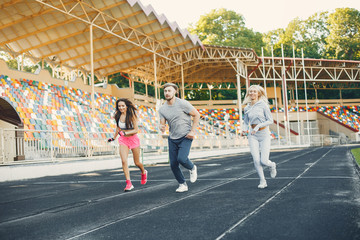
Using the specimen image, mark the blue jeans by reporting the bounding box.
[168,136,194,184]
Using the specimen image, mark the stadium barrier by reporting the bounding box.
[0,127,353,164]
[0,129,251,164]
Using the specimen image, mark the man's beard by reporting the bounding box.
[165,95,174,101]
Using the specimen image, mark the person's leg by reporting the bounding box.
[259,130,277,178]
[131,146,148,185]
[119,145,130,180]
[168,138,186,184]
[248,134,266,182]
[131,146,145,173]
[259,131,272,167]
[177,137,194,170]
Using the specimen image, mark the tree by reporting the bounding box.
[326,8,360,60]
[189,8,265,55]
[263,12,330,59]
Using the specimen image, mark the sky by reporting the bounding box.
[140,0,360,33]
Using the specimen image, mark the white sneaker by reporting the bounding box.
[270,162,277,178]
[258,180,267,189]
[189,165,197,183]
[176,183,188,192]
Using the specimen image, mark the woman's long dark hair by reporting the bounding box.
[114,98,137,129]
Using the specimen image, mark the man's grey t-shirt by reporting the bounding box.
[159,97,195,139]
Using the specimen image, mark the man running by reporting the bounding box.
[159,83,200,192]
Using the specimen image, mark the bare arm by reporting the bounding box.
[160,118,166,133]
[186,109,200,139]
[112,126,120,139]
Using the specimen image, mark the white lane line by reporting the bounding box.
[64,148,320,240]
[215,147,334,240]
[65,170,260,240]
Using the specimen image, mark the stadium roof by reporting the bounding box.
[0,0,203,77]
[0,0,359,88]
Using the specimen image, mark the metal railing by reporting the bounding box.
[0,128,357,164]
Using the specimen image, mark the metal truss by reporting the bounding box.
[248,62,360,83]
[127,45,254,85]
[35,0,182,65]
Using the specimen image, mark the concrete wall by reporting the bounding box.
[317,113,357,140]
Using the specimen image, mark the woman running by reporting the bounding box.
[242,85,277,189]
[108,98,148,191]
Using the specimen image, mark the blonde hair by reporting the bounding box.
[243,85,269,105]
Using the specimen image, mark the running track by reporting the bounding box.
[0,145,359,240]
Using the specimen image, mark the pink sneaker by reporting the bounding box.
[141,170,148,185]
[124,180,134,192]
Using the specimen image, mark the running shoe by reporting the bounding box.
[176,183,188,192]
[258,180,267,189]
[141,170,148,185]
[270,162,277,178]
[124,180,134,192]
[189,165,197,183]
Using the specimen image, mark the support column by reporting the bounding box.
[236,58,243,131]
[281,44,290,144]
[181,64,185,99]
[154,54,158,101]
[301,49,311,144]
[90,24,95,112]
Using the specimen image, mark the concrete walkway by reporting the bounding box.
[0,145,310,182]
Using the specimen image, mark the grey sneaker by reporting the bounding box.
[176,183,188,192]
[270,162,277,178]
[190,165,197,183]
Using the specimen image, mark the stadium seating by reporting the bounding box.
[318,106,360,131]
[1,74,358,147]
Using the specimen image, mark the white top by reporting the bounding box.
[118,120,126,129]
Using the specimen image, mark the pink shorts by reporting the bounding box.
[118,134,140,149]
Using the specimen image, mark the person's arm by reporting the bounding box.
[242,107,249,136]
[108,126,120,142]
[186,109,200,139]
[159,117,166,133]
[121,118,139,136]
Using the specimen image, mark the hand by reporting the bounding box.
[251,129,258,135]
[160,124,166,133]
[186,130,195,139]
[108,138,114,142]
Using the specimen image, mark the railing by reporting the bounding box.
[0,128,248,164]
[0,128,357,164]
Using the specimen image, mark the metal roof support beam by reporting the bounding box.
[90,24,95,112]
[281,44,290,145]
[181,64,185,99]
[154,54,158,101]
[235,58,243,130]
[34,0,181,65]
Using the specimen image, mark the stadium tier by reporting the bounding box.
[1,75,358,144]
[0,75,158,139]
[318,106,360,131]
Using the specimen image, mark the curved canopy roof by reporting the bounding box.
[0,0,203,77]
[0,97,23,126]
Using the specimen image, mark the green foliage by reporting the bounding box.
[326,8,360,60]
[263,8,360,60]
[189,8,265,55]
[185,89,210,100]
[263,12,330,58]
[351,148,360,166]
[108,72,130,88]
